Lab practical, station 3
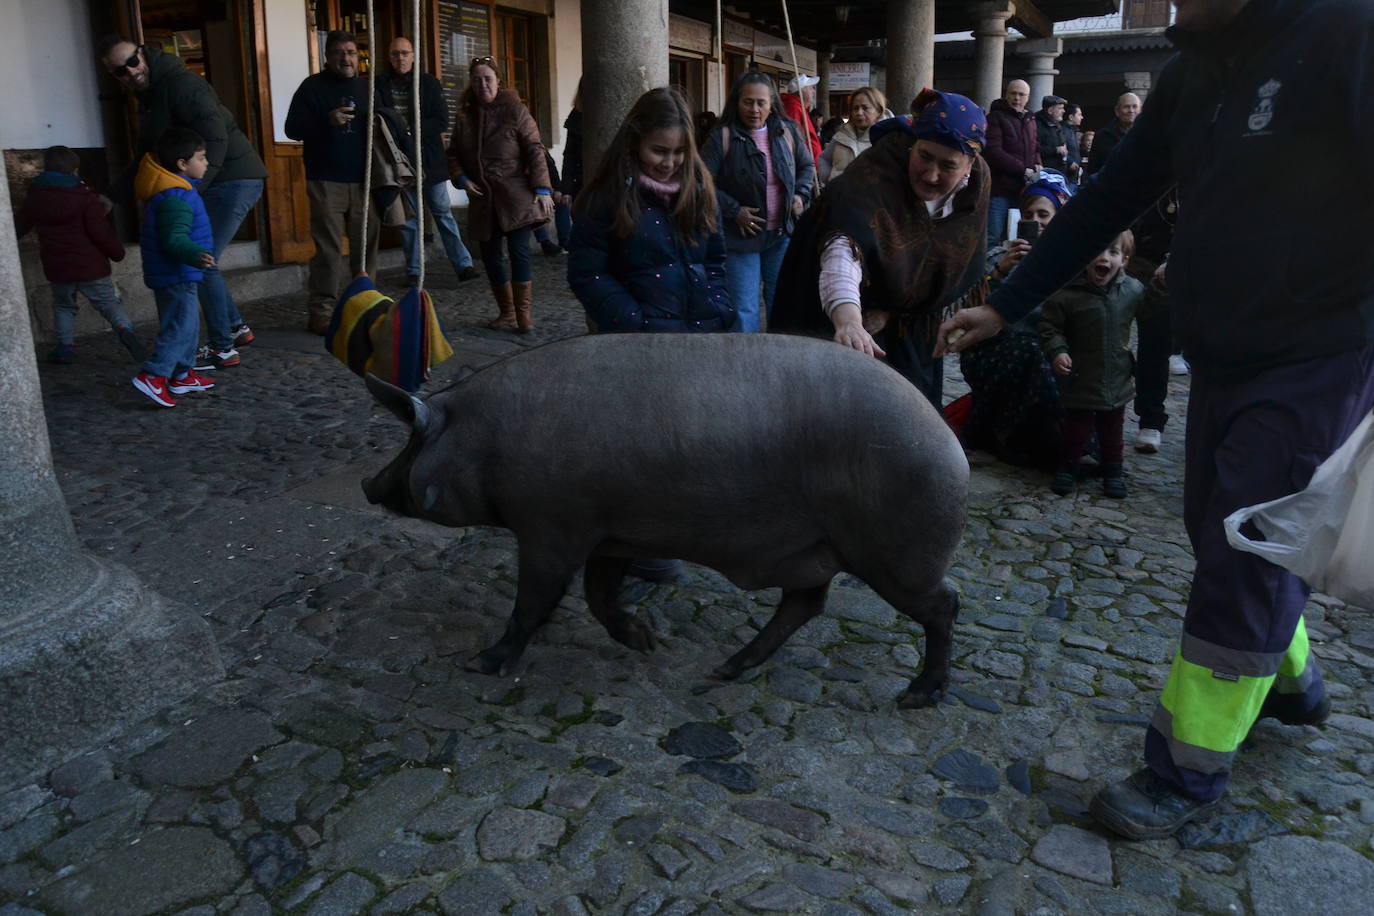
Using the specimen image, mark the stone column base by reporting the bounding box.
[0,554,224,788]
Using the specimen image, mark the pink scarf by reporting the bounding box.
[637,171,682,206]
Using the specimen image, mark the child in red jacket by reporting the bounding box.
[16,146,144,364]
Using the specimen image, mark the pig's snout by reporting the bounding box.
[361,474,385,505]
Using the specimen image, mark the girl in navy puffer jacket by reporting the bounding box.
[568,87,736,334]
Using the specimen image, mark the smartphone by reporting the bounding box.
[1017,219,1041,244]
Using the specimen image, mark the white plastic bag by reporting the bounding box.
[1223,409,1374,608]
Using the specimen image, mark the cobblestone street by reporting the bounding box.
[3,251,1373,915]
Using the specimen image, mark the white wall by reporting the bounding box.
[265,0,312,143]
[0,0,104,149]
[547,0,583,169]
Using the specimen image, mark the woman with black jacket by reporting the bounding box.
[700,72,815,332]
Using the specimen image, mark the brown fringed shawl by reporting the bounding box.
[772,128,990,348]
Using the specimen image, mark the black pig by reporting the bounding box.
[364,333,967,707]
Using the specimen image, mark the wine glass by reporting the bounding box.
[340,95,357,133]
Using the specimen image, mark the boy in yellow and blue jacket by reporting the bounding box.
[131,127,218,407]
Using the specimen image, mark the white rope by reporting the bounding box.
[360,0,376,275]
[413,0,424,289]
[715,0,724,111]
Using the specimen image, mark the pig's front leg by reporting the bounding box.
[583,555,656,652]
[467,542,580,677]
[715,583,829,680]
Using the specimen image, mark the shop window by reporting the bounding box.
[1122,0,1170,29]
[496,9,540,127]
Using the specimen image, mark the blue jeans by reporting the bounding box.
[534,201,572,249]
[724,231,789,333]
[50,276,131,344]
[480,226,533,285]
[144,282,201,379]
[199,178,264,349]
[400,182,474,277]
[988,195,1014,246]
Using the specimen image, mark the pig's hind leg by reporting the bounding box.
[468,542,580,677]
[583,555,656,653]
[877,577,960,709]
[714,583,829,680]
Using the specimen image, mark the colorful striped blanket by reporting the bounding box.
[325,275,454,393]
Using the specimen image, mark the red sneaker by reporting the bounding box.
[169,369,215,394]
[132,372,175,408]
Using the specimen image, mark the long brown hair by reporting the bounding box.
[576,87,717,242]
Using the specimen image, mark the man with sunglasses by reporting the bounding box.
[97,35,267,368]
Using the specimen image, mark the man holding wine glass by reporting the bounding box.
[285,30,381,335]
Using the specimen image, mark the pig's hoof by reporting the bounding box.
[896,683,945,709]
[712,661,745,681]
[611,619,657,653]
[464,650,506,676]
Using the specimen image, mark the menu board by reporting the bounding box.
[438,1,492,131]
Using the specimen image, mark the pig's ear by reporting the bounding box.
[365,373,437,436]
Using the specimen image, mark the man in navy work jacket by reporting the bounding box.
[936,0,1374,840]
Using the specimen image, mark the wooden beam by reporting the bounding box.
[1010,0,1054,38]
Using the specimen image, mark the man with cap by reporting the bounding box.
[771,90,990,406]
[1035,95,1072,178]
[937,0,1374,840]
[781,74,823,163]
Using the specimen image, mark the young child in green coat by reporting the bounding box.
[1039,229,1144,498]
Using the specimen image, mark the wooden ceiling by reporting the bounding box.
[672,1,1120,46]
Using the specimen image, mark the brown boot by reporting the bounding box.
[513,281,535,333]
[485,283,516,330]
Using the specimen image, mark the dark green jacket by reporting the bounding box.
[118,46,266,199]
[1039,271,1144,411]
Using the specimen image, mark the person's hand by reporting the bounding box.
[1056,144,1068,157]
[830,303,886,357]
[933,305,1006,358]
[791,195,804,218]
[534,194,554,220]
[995,238,1031,278]
[735,206,763,236]
[1024,167,1037,182]
[1153,261,1168,290]
[1052,352,1073,376]
[463,178,484,198]
[329,104,355,128]
[199,252,217,269]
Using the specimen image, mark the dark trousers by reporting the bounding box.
[480,226,533,285]
[1145,345,1374,801]
[1129,255,1171,430]
[1060,406,1125,468]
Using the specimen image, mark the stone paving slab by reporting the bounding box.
[3,253,1373,914]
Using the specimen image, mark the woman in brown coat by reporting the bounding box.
[447,57,553,332]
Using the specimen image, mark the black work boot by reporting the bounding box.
[1257,690,1331,726]
[1089,768,1221,840]
[1102,464,1127,498]
[1051,465,1078,496]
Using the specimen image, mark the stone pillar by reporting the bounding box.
[1017,37,1063,108]
[817,47,832,120]
[1124,71,1153,103]
[886,0,935,115]
[971,1,1014,111]
[580,0,670,176]
[0,174,222,789]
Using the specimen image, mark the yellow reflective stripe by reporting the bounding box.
[1279,617,1310,679]
[1158,650,1273,754]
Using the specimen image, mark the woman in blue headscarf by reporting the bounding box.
[956,173,1074,469]
[771,89,990,406]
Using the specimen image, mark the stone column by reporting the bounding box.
[580,0,670,176]
[1124,71,1153,103]
[1017,37,1063,108]
[971,1,1014,111]
[0,174,222,789]
[817,47,832,121]
[886,0,935,115]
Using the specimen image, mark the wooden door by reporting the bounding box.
[250,0,314,263]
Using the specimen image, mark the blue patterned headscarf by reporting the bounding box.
[1020,173,1073,209]
[868,89,987,158]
